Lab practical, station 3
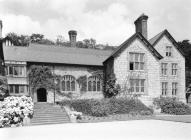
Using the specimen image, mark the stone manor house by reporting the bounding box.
[0,14,186,104]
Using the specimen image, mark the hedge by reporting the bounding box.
[153,97,191,115]
[58,97,153,117]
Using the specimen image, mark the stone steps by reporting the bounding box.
[31,102,70,125]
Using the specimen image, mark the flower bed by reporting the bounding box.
[58,97,153,117]
[153,97,191,115]
[0,96,34,128]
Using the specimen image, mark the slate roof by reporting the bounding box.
[149,29,185,56]
[149,30,165,45]
[104,32,163,63]
[3,44,113,66]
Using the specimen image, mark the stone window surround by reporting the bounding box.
[6,65,26,77]
[129,52,145,71]
[9,84,28,94]
[130,79,145,94]
[166,46,172,57]
[60,75,102,92]
[162,82,168,96]
[161,63,168,76]
[172,63,178,75]
[87,76,101,92]
[61,75,76,92]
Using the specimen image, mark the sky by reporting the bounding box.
[0,0,190,46]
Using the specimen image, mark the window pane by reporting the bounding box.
[141,80,144,86]
[9,66,13,75]
[20,85,25,93]
[71,81,75,91]
[130,62,134,70]
[140,63,144,70]
[135,62,139,70]
[93,81,96,91]
[135,54,139,62]
[88,81,92,91]
[97,81,101,91]
[14,67,19,76]
[141,87,144,92]
[62,81,65,91]
[140,54,144,62]
[66,81,70,91]
[19,67,24,76]
[130,53,134,62]
[9,85,14,93]
[15,85,19,93]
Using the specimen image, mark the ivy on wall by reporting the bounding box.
[76,75,87,92]
[28,65,55,95]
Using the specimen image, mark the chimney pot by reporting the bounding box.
[68,30,77,47]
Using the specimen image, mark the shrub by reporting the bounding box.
[59,99,110,117]
[108,97,153,115]
[104,74,121,98]
[0,96,34,128]
[58,97,153,117]
[153,97,191,115]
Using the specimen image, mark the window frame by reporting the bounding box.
[172,63,178,76]
[61,75,76,92]
[166,46,172,57]
[9,85,26,94]
[6,65,25,77]
[161,63,168,76]
[162,82,168,96]
[130,79,145,94]
[87,76,102,92]
[172,82,178,96]
[129,53,145,71]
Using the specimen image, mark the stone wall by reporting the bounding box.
[113,38,161,102]
[154,35,186,102]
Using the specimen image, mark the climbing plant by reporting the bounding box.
[28,65,55,96]
[76,75,87,92]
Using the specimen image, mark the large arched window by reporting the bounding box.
[61,75,76,91]
[88,76,101,92]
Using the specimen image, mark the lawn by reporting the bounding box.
[0,120,190,140]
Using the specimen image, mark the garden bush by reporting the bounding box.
[153,97,191,115]
[58,97,153,117]
[0,96,34,128]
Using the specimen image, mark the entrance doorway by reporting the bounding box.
[37,88,47,102]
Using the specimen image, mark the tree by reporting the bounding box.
[56,35,65,46]
[6,32,30,46]
[104,74,121,98]
[0,76,8,101]
[178,40,191,87]
[30,34,44,43]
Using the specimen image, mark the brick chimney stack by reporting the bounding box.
[0,20,2,38]
[68,30,77,47]
[134,13,148,39]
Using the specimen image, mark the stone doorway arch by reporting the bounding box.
[37,88,47,102]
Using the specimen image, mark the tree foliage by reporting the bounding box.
[104,74,121,98]
[6,32,30,46]
[0,76,8,101]
[178,40,191,87]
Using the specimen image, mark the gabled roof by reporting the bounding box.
[104,32,163,63]
[149,29,185,56]
[3,44,113,66]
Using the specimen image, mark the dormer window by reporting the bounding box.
[166,46,172,57]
